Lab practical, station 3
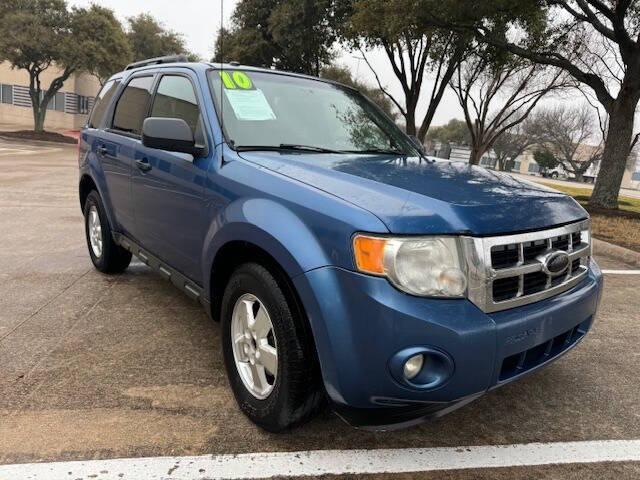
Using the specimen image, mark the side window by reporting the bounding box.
[88,80,119,128]
[150,75,204,144]
[112,76,154,135]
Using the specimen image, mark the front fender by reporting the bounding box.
[202,198,332,297]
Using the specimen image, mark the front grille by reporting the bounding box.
[491,244,519,269]
[499,318,590,381]
[462,220,591,313]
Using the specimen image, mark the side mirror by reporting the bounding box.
[142,117,202,156]
[408,135,425,154]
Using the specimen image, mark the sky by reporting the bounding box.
[68,0,464,126]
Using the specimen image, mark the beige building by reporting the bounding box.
[0,62,100,131]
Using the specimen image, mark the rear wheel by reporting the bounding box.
[221,263,323,432]
[83,190,131,274]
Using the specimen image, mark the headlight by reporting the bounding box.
[353,235,467,297]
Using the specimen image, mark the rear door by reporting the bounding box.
[100,75,156,237]
[84,79,138,235]
[131,71,211,284]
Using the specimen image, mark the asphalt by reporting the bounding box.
[0,139,638,477]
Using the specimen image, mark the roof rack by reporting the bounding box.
[124,54,189,71]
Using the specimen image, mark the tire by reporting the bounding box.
[551,172,559,179]
[83,190,131,274]
[221,263,323,432]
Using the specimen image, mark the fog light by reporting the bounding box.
[403,354,424,380]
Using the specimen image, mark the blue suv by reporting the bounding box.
[78,56,603,431]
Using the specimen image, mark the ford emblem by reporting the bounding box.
[539,250,570,276]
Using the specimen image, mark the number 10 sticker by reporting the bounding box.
[220,71,254,90]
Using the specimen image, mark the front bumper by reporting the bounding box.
[293,260,603,429]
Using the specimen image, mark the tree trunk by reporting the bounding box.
[590,92,639,209]
[32,102,46,133]
[469,145,483,165]
[404,109,417,137]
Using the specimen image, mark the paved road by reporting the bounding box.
[0,139,638,478]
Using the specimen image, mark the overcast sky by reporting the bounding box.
[68,0,467,126]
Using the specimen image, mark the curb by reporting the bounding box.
[593,238,640,268]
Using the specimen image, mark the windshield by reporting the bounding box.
[208,69,417,155]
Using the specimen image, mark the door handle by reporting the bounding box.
[96,145,108,156]
[135,158,152,172]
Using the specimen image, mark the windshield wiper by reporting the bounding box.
[344,148,407,155]
[235,144,343,154]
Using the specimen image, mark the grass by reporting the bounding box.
[536,181,640,252]
[538,182,640,214]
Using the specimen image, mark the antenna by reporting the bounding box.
[220,0,225,151]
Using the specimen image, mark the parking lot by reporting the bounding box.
[0,138,639,479]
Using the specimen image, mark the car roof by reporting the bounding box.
[107,61,358,94]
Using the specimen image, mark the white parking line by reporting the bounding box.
[1,439,639,479]
[601,270,640,275]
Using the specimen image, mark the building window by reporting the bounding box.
[77,95,90,115]
[513,161,522,172]
[1,84,13,104]
[43,91,67,112]
[528,163,540,173]
[55,92,65,112]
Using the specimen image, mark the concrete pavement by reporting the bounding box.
[0,139,638,478]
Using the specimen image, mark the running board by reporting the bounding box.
[113,233,211,315]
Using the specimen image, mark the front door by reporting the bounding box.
[104,74,156,239]
[132,73,211,284]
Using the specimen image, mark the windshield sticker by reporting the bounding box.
[225,89,276,121]
[219,71,255,90]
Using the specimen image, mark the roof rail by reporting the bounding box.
[124,54,189,71]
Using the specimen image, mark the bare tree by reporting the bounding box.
[492,116,544,171]
[340,0,468,141]
[536,104,603,182]
[357,32,466,142]
[451,55,567,165]
[424,1,640,208]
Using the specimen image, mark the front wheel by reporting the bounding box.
[221,263,323,431]
[83,190,131,274]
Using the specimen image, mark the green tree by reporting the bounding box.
[212,0,335,76]
[320,65,397,120]
[426,119,470,146]
[338,0,467,142]
[534,149,559,172]
[422,0,640,208]
[72,5,132,85]
[0,0,131,132]
[127,14,196,62]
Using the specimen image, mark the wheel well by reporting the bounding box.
[79,175,97,211]
[210,240,322,380]
[210,241,298,322]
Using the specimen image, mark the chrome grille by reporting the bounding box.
[461,220,591,313]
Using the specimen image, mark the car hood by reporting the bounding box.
[238,152,588,235]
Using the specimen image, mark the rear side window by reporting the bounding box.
[150,75,204,144]
[112,76,154,136]
[88,80,119,128]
